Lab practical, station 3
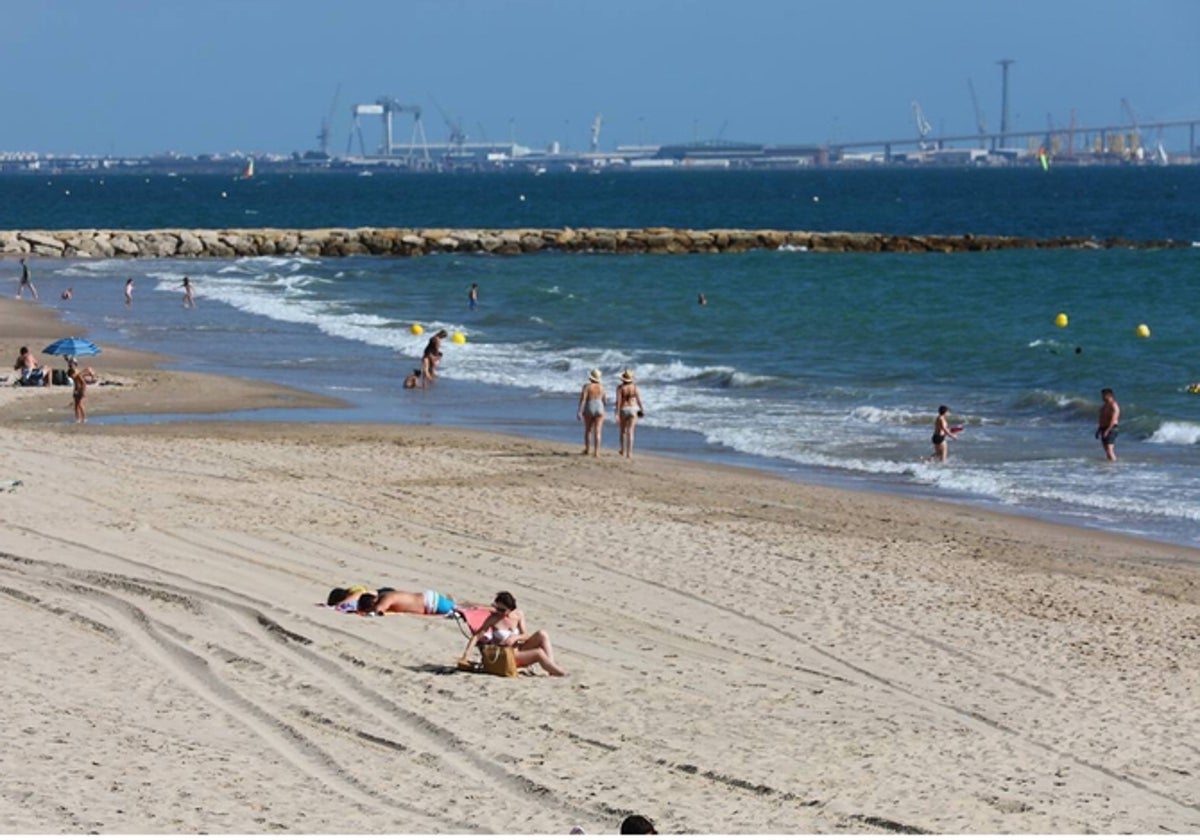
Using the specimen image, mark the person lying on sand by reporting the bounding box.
[458,590,567,677]
[357,589,457,617]
[325,586,391,611]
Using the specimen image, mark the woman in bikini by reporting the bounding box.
[458,591,566,677]
[615,369,645,458]
[576,368,607,457]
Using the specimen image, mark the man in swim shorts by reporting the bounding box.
[1096,388,1120,461]
[356,589,456,616]
[929,405,957,462]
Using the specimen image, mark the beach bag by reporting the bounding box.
[480,644,518,678]
[52,369,67,386]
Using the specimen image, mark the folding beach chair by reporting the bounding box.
[449,606,493,639]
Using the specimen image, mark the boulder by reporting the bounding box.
[20,231,66,251]
[177,231,205,255]
[141,232,180,257]
[110,235,140,256]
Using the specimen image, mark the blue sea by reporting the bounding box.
[5,168,1200,547]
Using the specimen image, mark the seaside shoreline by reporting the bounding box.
[2,293,1200,831]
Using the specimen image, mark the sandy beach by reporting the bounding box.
[1,298,1199,833]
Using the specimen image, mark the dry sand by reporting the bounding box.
[1,299,1199,834]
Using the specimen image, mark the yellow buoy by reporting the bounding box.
[1054,312,1068,328]
[1136,324,1151,339]
[451,332,466,344]
[410,323,424,336]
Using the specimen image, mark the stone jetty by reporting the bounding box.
[0,227,1186,259]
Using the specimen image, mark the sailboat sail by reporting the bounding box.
[240,158,254,179]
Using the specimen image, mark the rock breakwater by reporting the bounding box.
[0,227,1185,259]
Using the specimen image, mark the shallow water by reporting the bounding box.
[11,168,1200,546]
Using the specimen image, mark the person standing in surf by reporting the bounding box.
[422,329,447,378]
[929,405,958,462]
[15,258,37,300]
[181,276,196,309]
[124,277,134,308]
[1096,388,1120,461]
[468,283,479,310]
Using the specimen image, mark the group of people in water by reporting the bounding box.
[325,586,568,677]
[15,260,199,310]
[931,387,1121,463]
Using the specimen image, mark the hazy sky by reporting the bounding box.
[2,0,1197,156]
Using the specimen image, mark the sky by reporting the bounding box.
[2,0,1197,157]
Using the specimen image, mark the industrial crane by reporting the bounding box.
[966,78,987,139]
[317,83,341,156]
[431,97,467,158]
[911,100,933,150]
[1120,97,1142,156]
[345,96,430,165]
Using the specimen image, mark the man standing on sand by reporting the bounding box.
[124,277,134,308]
[15,258,37,300]
[1096,388,1120,461]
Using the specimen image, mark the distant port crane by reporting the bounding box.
[347,97,430,165]
[317,83,342,157]
[967,78,987,140]
[431,97,467,159]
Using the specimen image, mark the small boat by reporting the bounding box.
[239,158,254,179]
[357,169,373,177]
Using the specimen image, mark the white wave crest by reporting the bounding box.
[1148,421,1200,446]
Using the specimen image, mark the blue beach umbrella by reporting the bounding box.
[43,337,101,357]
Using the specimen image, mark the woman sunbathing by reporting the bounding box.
[357,589,456,616]
[459,591,567,677]
[325,586,385,611]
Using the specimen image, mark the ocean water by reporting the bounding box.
[6,168,1200,547]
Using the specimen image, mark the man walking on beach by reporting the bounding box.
[15,258,37,300]
[1096,388,1120,461]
